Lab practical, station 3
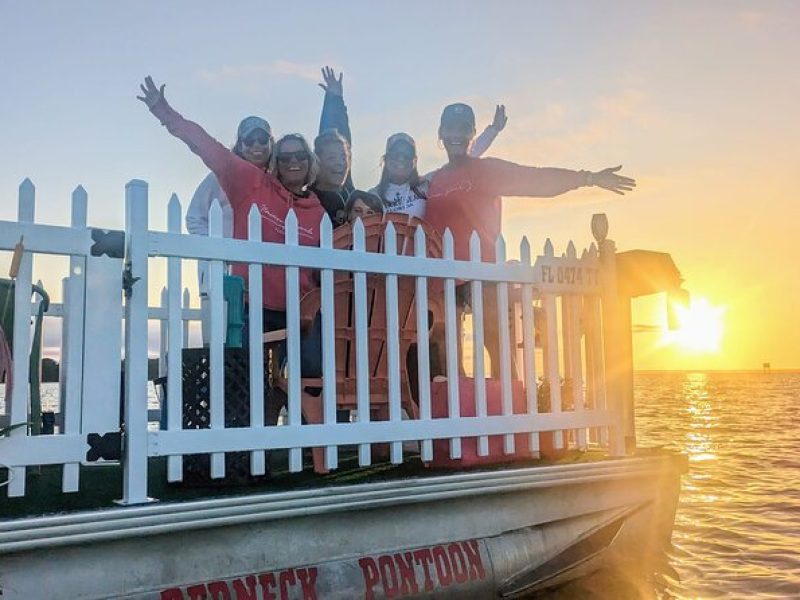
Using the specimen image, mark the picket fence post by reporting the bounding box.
[166,194,184,482]
[121,179,153,504]
[519,237,539,456]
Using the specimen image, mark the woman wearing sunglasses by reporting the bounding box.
[186,116,274,240]
[269,134,319,197]
[369,105,508,219]
[185,116,273,299]
[137,76,326,331]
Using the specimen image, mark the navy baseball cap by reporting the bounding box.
[440,103,475,128]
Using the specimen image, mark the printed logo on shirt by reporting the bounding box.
[258,203,316,240]
[381,184,426,218]
[428,179,473,201]
[386,190,418,212]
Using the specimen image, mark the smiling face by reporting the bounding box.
[275,138,310,192]
[385,141,417,184]
[316,140,350,189]
[239,129,272,168]
[438,120,475,160]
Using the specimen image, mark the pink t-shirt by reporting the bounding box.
[426,157,586,262]
[151,100,326,311]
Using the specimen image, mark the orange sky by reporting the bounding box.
[1,3,797,370]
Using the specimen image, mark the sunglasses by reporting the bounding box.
[387,152,415,162]
[243,133,271,147]
[277,150,310,164]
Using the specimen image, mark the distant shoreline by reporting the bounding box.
[635,369,800,374]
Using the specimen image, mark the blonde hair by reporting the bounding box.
[269,133,320,190]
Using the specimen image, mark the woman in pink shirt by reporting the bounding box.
[138,77,326,335]
[425,102,635,376]
[138,78,326,401]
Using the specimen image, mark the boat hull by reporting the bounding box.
[0,454,685,599]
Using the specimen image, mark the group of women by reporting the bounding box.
[137,68,635,379]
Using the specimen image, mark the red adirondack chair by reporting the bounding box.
[274,214,445,473]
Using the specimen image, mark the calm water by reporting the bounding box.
[5,373,800,598]
[555,371,800,599]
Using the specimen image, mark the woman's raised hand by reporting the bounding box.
[137,76,166,109]
[318,66,343,97]
[492,105,508,131]
[591,166,636,195]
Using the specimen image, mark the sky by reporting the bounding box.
[1,1,797,370]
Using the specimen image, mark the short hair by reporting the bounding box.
[269,133,320,190]
[344,190,384,221]
[314,128,351,157]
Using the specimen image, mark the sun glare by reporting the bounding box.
[663,297,726,353]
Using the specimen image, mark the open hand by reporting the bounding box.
[318,66,343,96]
[492,104,508,131]
[591,166,636,195]
[137,76,165,109]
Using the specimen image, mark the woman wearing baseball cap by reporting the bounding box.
[426,101,635,263]
[425,101,635,376]
[185,115,274,296]
[186,116,273,238]
[137,76,326,329]
[369,106,508,219]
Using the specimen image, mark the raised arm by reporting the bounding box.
[482,157,635,198]
[317,66,352,144]
[137,76,261,207]
[469,104,508,157]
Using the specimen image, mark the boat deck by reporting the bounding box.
[0,447,616,520]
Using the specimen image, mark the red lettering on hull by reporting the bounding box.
[231,575,258,600]
[296,567,318,600]
[447,543,469,584]
[278,568,296,600]
[159,537,485,599]
[393,552,419,595]
[462,539,486,581]
[432,546,453,587]
[207,581,232,600]
[359,557,381,600]
[412,548,435,592]
[258,572,277,600]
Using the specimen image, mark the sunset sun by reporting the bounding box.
[663,297,726,353]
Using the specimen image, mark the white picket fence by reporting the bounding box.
[0,180,124,498]
[1,179,628,505]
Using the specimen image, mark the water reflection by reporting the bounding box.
[558,372,800,598]
[681,373,717,463]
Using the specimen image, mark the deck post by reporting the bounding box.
[120,179,154,504]
[594,214,628,456]
[617,295,636,451]
[6,179,36,497]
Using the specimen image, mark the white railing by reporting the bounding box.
[1,178,628,505]
[0,180,124,497]
[121,180,626,505]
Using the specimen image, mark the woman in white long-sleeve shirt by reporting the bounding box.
[185,116,274,293]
